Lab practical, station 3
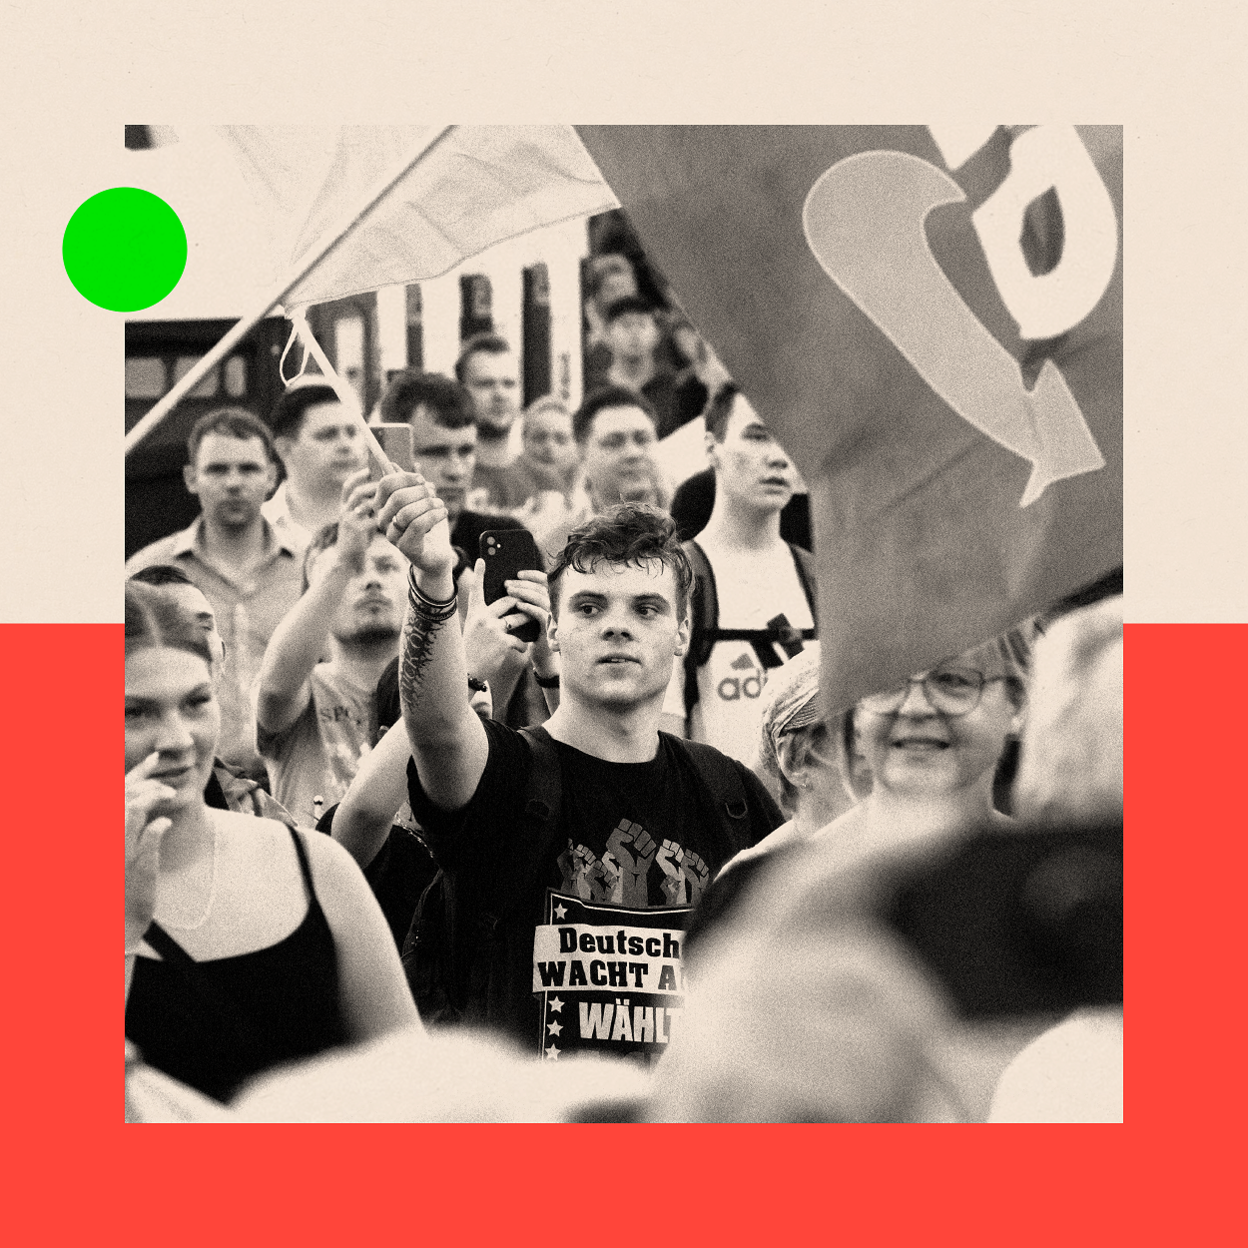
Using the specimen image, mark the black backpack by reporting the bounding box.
[681,538,818,719]
[400,725,772,1033]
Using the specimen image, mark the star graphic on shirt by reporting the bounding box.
[545,1044,560,1061]
[554,903,567,920]
[548,997,564,1014]
[547,1019,563,1037]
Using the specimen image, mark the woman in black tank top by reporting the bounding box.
[125,582,420,1104]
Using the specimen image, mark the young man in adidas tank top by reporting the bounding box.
[374,478,781,1060]
[660,384,817,768]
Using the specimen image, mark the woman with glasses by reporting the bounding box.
[842,628,1032,850]
[656,625,1036,1121]
[686,633,1027,949]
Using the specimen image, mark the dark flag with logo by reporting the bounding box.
[576,126,1122,713]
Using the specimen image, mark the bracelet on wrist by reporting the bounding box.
[407,566,456,607]
[407,567,457,619]
[532,669,560,689]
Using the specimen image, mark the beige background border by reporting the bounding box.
[0,2,1242,623]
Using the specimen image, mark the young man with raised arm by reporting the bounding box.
[375,471,782,1060]
[255,469,408,828]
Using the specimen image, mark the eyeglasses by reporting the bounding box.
[858,666,1007,717]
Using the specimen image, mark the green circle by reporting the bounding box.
[63,187,187,312]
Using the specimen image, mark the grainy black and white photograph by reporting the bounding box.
[121,125,1122,1124]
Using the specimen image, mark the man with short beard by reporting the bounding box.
[125,408,301,778]
[255,469,410,827]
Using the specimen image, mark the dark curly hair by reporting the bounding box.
[548,504,692,620]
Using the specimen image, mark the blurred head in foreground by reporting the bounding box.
[1014,595,1122,823]
[645,625,1045,1122]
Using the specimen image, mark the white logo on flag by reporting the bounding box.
[802,133,1114,507]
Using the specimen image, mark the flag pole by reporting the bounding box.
[289,309,452,548]
[286,308,390,472]
[124,125,457,457]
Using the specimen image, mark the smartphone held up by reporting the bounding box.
[479,529,542,644]
[370,423,416,478]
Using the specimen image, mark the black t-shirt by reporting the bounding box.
[406,718,781,1057]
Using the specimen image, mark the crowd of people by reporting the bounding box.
[124,274,1122,1123]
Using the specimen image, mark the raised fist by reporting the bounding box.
[374,470,452,577]
[656,838,687,905]
[683,849,711,906]
[569,843,599,900]
[600,851,624,904]
[606,819,656,907]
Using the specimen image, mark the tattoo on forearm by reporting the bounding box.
[399,611,452,720]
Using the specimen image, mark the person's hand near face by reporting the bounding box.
[125,752,175,953]
[125,645,220,953]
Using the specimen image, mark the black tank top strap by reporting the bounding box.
[141,920,194,968]
[288,826,317,900]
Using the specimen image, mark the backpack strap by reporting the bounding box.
[515,725,563,874]
[682,540,717,719]
[681,539,819,718]
[789,542,817,618]
[472,725,563,937]
[668,735,760,857]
